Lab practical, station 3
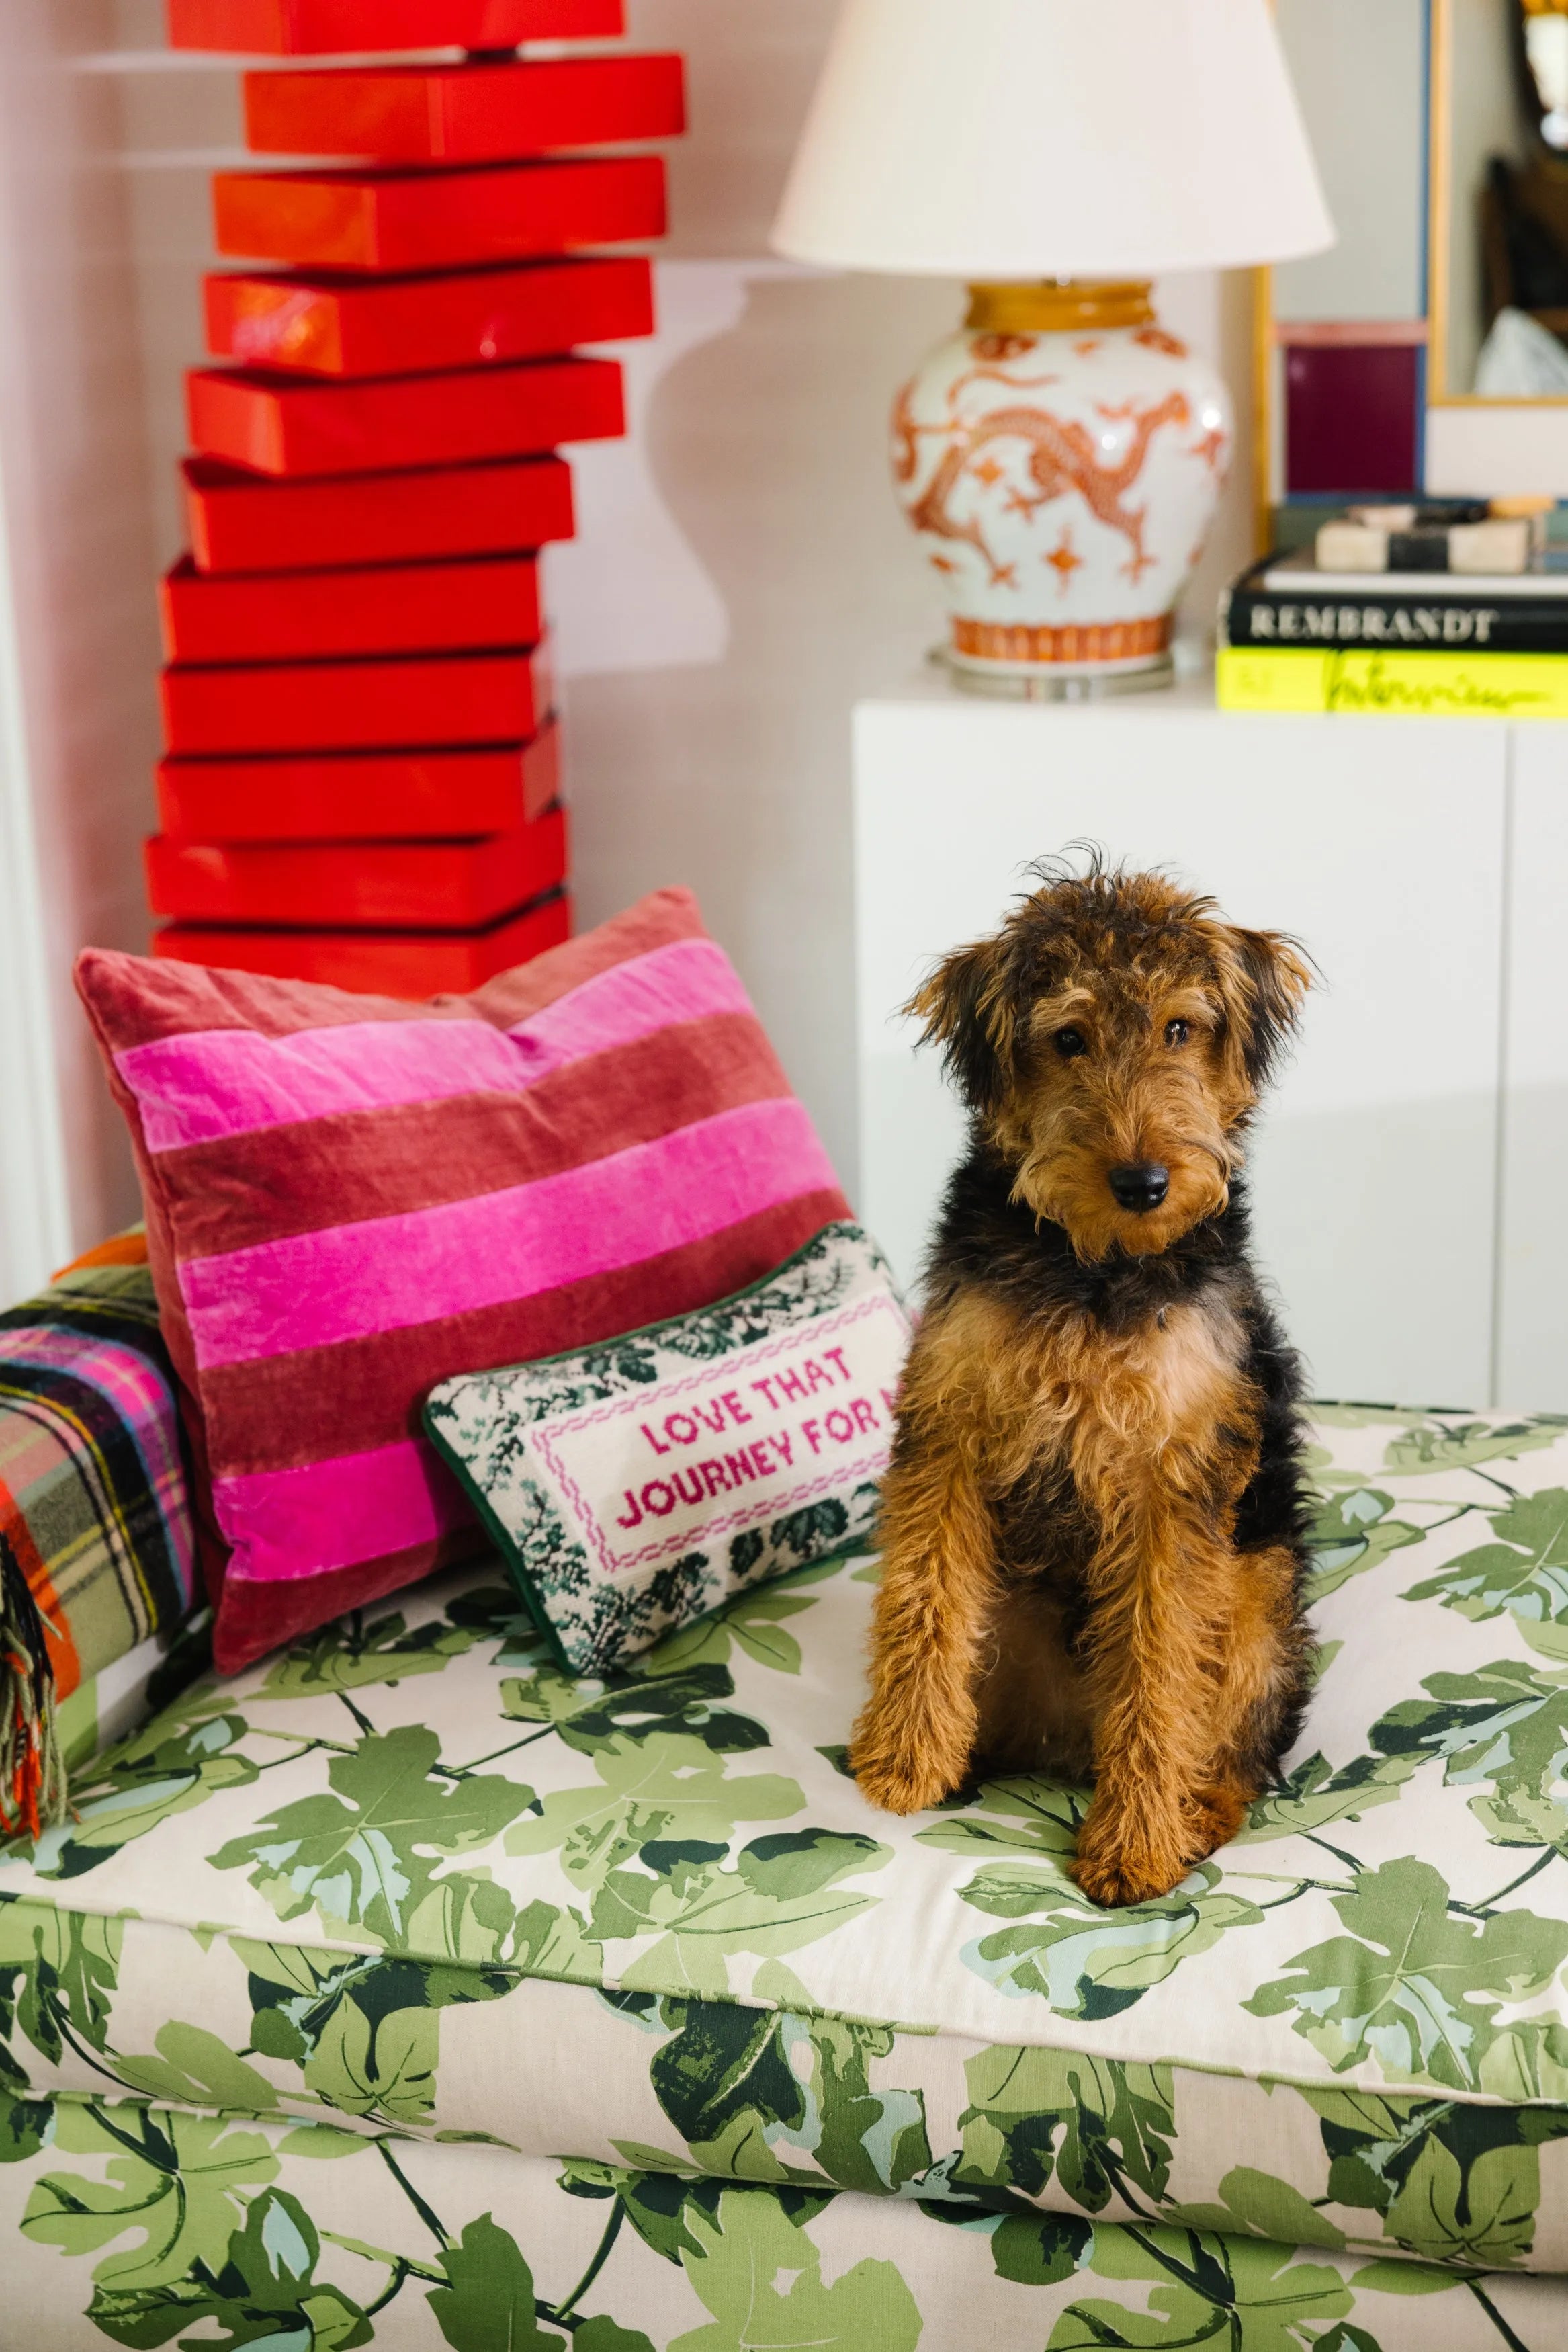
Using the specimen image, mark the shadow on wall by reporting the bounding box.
[561,265,957,1202]
[0,1,164,1283]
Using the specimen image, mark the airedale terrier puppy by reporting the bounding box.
[851,859,1315,1907]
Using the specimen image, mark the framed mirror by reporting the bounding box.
[1262,0,1568,525]
[1429,0,1568,489]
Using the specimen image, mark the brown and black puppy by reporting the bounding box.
[850,859,1315,1906]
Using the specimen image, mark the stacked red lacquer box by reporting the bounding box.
[149,0,684,996]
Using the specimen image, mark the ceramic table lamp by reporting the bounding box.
[773,0,1334,691]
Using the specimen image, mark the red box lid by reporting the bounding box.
[245,55,685,163]
[158,726,560,842]
[153,892,572,997]
[146,805,567,927]
[214,155,666,271]
[204,255,652,378]
[168,0,621,52]
[160,550,541,664]
[161,642,551,755]
[187,353,623,476]
[183,452,574,573]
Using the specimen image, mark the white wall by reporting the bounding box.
[106,0,245,569]
[0,1,164,1294]
[0,0,1258,1277]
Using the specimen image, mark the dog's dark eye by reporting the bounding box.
[1165,1019,1190,1047]
[1053,1027,1088,1060]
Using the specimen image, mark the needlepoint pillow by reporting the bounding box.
[424,1222,911,1673]
[75,890,849,1673]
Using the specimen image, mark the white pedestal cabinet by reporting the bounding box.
[853,681,1568,1412]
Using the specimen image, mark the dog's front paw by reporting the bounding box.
[848,1721,958,1817]
[1072,1811,1187,1908]
[1184,1778,1252,1861]
[851,1753,949,1816]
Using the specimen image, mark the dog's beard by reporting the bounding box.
[1000,1097,1235,1264]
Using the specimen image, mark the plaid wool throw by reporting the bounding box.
[0,1234,198,1833]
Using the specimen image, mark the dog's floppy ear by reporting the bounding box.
[905,935,1018,1114]
[1208,923,1313,1097]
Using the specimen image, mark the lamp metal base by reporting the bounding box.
[931,646,1177,701]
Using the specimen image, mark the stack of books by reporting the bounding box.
[1217,499,1568,720]
[147,0,683,995]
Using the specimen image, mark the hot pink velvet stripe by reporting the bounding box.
[179,1096,834,1370]
[212,1437,466,1584]
[509,936,746,1083]
[116,937,747,1153]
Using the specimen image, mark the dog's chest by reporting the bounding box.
[990,1296,1247,1498]
[987,1301,1246,1595]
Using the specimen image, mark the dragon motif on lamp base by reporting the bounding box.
[894,282,1233,687]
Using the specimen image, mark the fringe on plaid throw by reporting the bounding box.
[1,1529,64,1839]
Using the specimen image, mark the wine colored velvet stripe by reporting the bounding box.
[179,1097,830,1370]
[195,1189,848,1477]
[118,935,745,1152]
[149,1015,781,1260]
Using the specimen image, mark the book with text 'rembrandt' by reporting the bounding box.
[1220,550,1568,656]
[1216,645,1568,718]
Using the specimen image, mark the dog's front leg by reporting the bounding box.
[1072,1470,1239,1907]
[849,1384,1000,1817]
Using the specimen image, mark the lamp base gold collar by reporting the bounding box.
[964,280,1156,335]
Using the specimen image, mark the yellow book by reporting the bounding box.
[1216,646,1568,718]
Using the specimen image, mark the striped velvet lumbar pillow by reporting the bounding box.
[75,889,848,1673]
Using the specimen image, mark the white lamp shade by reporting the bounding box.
[772,0,1334,280]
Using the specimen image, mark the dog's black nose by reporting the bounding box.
[1108,1162,1169,1212]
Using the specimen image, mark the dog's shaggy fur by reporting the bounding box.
[850,860,1316,1906]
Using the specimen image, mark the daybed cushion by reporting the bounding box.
[5,1404,1568,2305]
[75,888,848,1673]
[3,2117,1559,2348]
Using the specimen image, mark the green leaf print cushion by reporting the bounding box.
[13,1402,1568,2312]
[423,1224,912,1675]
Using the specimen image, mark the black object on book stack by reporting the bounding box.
[1217,496,1568,714]
[1311,499,1547,577]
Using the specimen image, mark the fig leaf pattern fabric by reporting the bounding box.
[5,1406,1568,2342]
